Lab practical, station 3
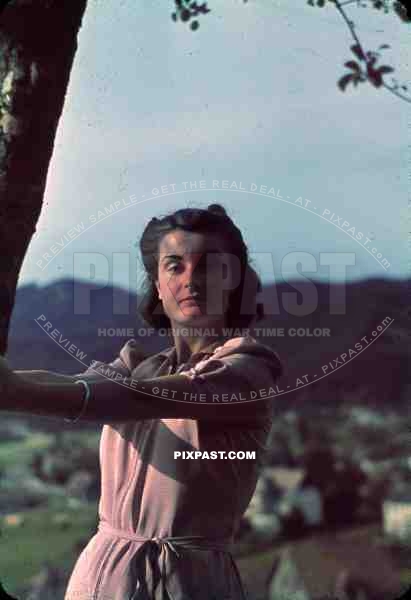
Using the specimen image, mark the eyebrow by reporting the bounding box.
[161,251,223,264]
[161,254,181,264]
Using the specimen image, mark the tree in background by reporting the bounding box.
[0,0,88,356]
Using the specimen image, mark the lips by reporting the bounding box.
[180,297,202,304]
[179,295,207,307]
[180,294,200,302]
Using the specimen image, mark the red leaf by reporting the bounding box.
[368,70,383,87]
[378,65,395,75]
[338,73,353,91]
[351,44,365,61]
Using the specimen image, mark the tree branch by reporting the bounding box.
[382,81,411,102]
[334,0,365,56]
[333,0,411,103]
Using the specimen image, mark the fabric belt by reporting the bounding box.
[97,520,249,600]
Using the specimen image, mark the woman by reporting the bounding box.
[0,204,283,600]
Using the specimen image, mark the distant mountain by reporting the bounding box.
[6,277,410,415]
[8,278,164,373]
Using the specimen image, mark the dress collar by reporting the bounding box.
[157,335,233,366]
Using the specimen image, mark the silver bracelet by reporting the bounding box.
[64,379,91,423]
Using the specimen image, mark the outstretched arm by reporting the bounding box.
[1,352,281,424]
[14,370,77,384]
[13,338,149,386]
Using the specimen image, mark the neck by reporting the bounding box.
[171,325,229,365]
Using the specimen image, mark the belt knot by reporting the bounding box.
[96,520,246,599]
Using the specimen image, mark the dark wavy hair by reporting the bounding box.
[137,203,264,331]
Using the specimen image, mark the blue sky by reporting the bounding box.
[19,0,409,294]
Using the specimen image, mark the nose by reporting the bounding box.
[183,256,208,288]
[184,276,204,293]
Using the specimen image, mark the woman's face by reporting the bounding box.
[155,229,237,330]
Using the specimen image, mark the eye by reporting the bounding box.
[167,263,179,272]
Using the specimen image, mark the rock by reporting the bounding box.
[51,512,70,529]
[66,497,84,509]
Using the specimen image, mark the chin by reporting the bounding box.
[175,313,219,327]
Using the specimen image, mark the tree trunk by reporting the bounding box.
[0,0,88,355]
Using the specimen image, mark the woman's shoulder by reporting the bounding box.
[118,339,176,378]
[200,334,284,381]
[213,334,281,359]
[118,333,284,380]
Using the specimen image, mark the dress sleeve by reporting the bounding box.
[181,353,280,396]
[72,357,129,381]
[71,336,284,424]
[165,342,283,424]
[72,339,144,382]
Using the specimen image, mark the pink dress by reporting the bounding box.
[63,334,283,600]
